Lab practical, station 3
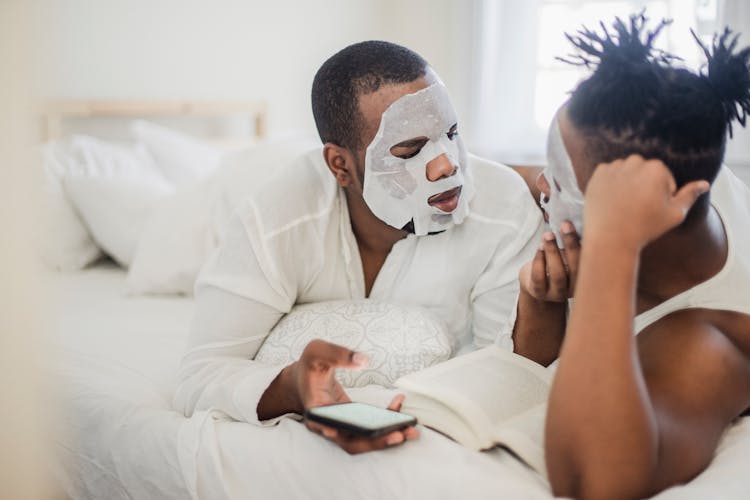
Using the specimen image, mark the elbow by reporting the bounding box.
[549,461,656,500]
[512,342,559,367]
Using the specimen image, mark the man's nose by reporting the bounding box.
[536,172,551,201]
[426,153,457,181]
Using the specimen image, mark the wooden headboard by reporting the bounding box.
[41,99,268,142]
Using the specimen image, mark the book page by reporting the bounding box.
[396,346,551,436]
[493,402,548,475]
[401,392,485,450]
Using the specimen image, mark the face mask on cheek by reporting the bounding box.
[362,82,475,236]
[540,112,585,247]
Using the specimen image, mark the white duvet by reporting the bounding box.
[50,265,750,499]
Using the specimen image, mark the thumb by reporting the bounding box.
[672,179,710,218]
[303,339,370,369]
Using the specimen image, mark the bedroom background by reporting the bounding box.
[31,0,750,178]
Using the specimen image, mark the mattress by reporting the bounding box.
[49,264,750,499]
[49,263,193,499]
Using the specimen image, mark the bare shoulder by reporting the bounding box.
[638,308,750,420]
[632,310,750,489]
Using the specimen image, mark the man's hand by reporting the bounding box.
[260,339,418,454]
[304,392,419,454]
[519,222,581,303]
[583,155,710,250]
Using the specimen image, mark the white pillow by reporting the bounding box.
[39,142,103,270]
[63,136,173,267]
[126,177,217,295]
[126,136,320,296]
[255,300,453,388]
[131,120,222,187]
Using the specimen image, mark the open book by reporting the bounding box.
[394,345,551,474]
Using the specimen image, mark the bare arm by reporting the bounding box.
[514,224,581,366]
[545,156,750,498]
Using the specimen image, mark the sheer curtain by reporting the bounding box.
[719,0,750,176]
[466,0,733,167]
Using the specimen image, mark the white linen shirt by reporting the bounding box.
[173,148,544,425]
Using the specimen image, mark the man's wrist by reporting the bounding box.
[257,361,304,420]
[280,361,305,414]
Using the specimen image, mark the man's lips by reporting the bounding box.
[428,186,462,213]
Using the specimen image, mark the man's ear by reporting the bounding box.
[323,143,357,187]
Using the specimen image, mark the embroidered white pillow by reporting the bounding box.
[255,300,452,388]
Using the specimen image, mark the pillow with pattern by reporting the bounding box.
[255,300,452,388]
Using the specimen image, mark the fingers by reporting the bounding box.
[305,419,419,455]
[330,427,419,455]
[529,244,547,298]
[672,179,710,217]
[301,339,369,371]
[542,232,568,301]
[305,419,339,439]
[524,230,575,302]
[387,394,405,412]
[559,221,580,296]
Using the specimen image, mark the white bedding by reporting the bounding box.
[50,264,750,499]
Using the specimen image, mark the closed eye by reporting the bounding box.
[390,137,429,159]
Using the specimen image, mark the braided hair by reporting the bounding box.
[561,12,750,188]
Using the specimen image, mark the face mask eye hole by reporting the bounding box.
[553,178,562,192]
[446,124,458,141]
[389,138,428,160]
[395,149,420,160]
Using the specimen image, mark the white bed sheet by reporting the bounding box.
[49,264,750,500]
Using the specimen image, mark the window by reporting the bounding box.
[535,0,718,129]
[469,0,718,165]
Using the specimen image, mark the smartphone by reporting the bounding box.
[304,402,417,438]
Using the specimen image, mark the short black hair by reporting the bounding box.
[561,13,750,187]
[311,41,428,152]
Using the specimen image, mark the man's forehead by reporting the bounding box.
[358,78,429,123]
[357,69,441,146]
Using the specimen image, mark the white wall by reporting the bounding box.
[379,0,474,140]
[32,0,389,136]
[31,0,469,139]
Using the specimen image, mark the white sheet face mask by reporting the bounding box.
[540,112,585,247]
[363,82,475,236]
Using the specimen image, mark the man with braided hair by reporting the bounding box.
[520,13,750,498]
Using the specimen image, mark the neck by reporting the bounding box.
[636,202,727,307]
[344,188,407,254]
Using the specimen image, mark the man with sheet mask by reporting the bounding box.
[362,79,474,236]
[175,41,549,454]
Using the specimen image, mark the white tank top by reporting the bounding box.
[635,166,750,334]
